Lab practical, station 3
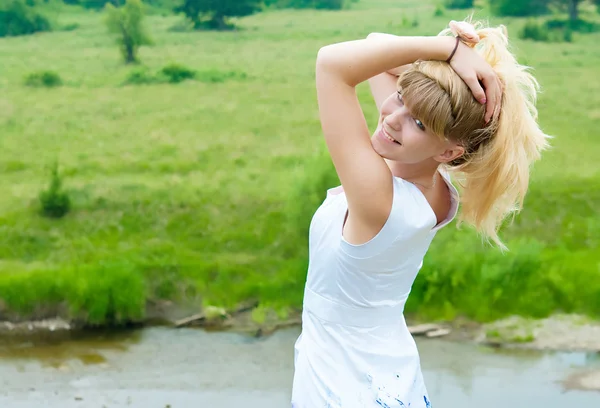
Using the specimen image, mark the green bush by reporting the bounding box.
[546,18,600,33]
[122,65,247,85]
[434,4,445,16]
[160,63,196,83]
[278,0,346,9]
[61,22,80,31]
[0,0,52,37]
[519,19,550,42]
[39,163,71,219]
[195,69,248,83]
[444,0,473,9]
[123,66,158,85]
[489,0,548,17]
[24,70,63,87]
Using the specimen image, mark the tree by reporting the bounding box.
[444,0,474,9]
[174,0,262,30]
[105,0,152,64]
[489,0,549,16]
[0,0,52,37]
[565,0,581,21]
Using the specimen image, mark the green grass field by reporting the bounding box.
[0,0,599,325]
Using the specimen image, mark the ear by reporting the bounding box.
[434,144,465,164]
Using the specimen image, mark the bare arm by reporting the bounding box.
[366,33,412,112]
[316,35,456,243]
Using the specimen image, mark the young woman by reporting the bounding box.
[291,20,549,407]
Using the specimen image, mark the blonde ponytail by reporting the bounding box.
[398,20,551,249]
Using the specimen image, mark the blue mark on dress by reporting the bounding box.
[324,387,342,408]
[424,395,431,408]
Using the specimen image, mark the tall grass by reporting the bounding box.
[0,0,598,324]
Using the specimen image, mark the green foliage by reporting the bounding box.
[520,19,551,41]
[123,66,158,84]
[546,17,600,33]
[490,0,549,17]
[23,70,63,87]
[194,68,248,83]
[105,0,152,64]
[123,64,247,85]
[1,0,600,326]
[0,261,145,325]
[0,0,52,37]
[274,0,346,9]
[160,63,196,83]
[444,0,473,9]
[563,27,573,41]
[434,3,445,16]
[174,0,262,30]
[60,22,80,31]
[39,163,71,219]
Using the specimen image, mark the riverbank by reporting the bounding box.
[3,309,600,354]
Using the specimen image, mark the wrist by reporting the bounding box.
[436,36,459,62]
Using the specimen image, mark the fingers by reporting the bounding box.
[481,75,502,124]
[464,76,487,107]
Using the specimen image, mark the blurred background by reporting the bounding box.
[0,0,599,407]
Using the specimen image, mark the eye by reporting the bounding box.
[396,91,403,105]
[414,118,426,131]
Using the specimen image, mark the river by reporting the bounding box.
[0,326,599,407]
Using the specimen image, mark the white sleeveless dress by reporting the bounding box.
[291,173,459,408]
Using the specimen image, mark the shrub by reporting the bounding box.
[519,19,550,42]
[546,17,600,33]
[0,0,52,37]
[278,0,346,9]
[160,63,196,83]
[24,70,63,87]
[123,66,157,85]
[489,0,548,17]
[434,4,445,16]
[195,69,248,83]
[563,28,573,42]
[444,0,473,9]
[105,0,152,63]
[61,22,80,31]
[39,163,71,219]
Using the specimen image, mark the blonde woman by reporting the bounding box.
[291,20,549,407]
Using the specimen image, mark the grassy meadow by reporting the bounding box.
[0,0,599,325]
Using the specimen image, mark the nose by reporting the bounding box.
[385,109,404,132]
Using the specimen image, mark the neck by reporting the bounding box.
[386,159,440,187]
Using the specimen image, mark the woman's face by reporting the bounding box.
[370,91,449,164]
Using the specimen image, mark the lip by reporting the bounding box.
[378,127,400,145]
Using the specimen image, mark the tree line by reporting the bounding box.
[448,0,600,22]
[0,0,351,37]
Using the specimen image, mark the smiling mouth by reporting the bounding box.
[380,127,401,145]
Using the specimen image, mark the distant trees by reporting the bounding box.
[490,0,597,22]
[174,0,262,30]
[279,0,346,9]
[0,0,51,37]
[444,0,474,9]
[105,0,152,63]
[489,0,549,16]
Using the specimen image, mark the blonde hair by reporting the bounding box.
[398,21,550,249]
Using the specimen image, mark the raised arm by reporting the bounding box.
[315,35,456,244]
[366,33,413,112]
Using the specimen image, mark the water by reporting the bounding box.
[0,326,599,407]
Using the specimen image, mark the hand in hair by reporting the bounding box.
[448,41,503,124]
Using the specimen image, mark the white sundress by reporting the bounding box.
[291,173,459,408]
